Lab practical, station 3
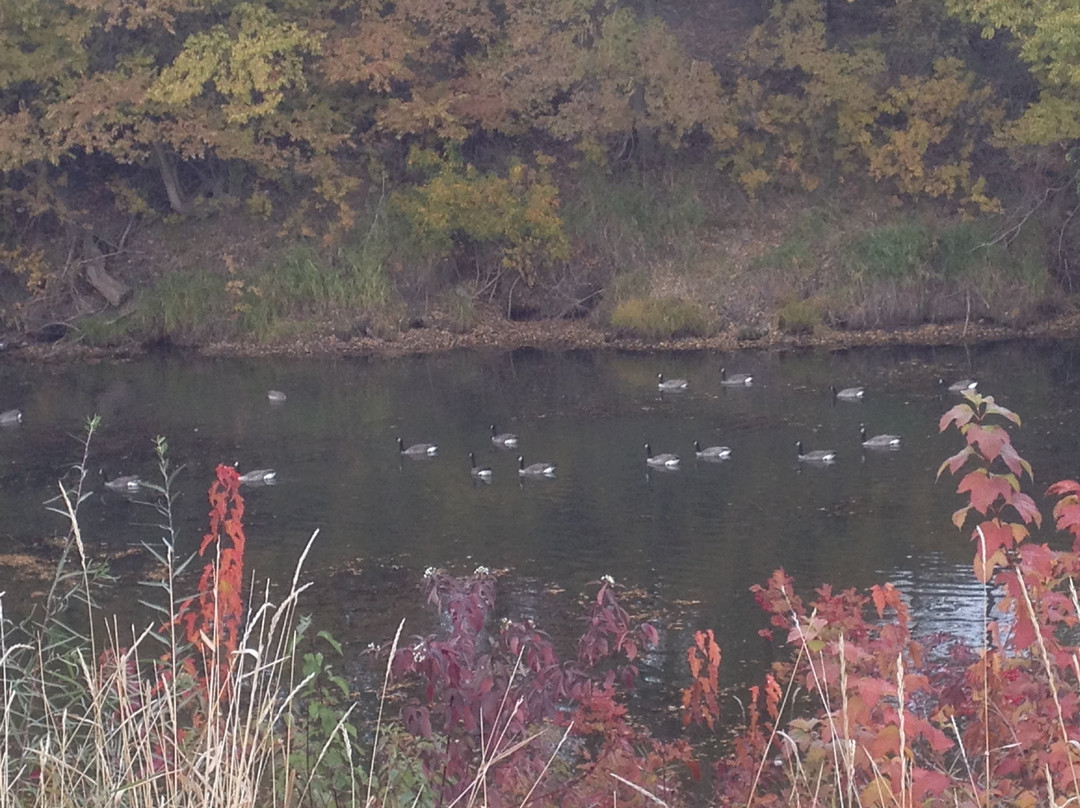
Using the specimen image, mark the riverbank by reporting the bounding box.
[6,308,1080,364]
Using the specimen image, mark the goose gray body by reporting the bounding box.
[832,385,865,401]
[645,443,680,468]
[398,437,438,456]
[267,390,287,403]
[238,468,277,484]
[693,440,732,460]
[101,470,143,492]
[860,425,901,450]
[469,452,493,480]
[0,408,22,425]
[948,378,978,393]
[720,368,753,386]
[657,373,689,391]
[490,424,519,448]
[518,456,556,477]
[795,440,837,464]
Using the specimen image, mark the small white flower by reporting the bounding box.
[413,644,426,663]
[424,566,438,579]
[600,574,615,586]
[474,565,490,576]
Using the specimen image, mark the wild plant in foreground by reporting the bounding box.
[382,569,694,808]
[696,390,1080,807]
[0,433,338,808]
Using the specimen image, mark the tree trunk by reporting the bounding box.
[153,142,192,215]
[82,231,131,307]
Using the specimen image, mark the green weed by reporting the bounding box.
[777,297,823,334]
[140,270,234,340]
[609,297,711,339]
[844,222,932,281]
[751,239,815,274]
[563,164,714,259]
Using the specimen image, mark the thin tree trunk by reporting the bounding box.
[153,142,192,215]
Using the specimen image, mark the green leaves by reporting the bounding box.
[149,3,321,123]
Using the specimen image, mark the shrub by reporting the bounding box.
[776,296,823,334]
[608,296,711,339]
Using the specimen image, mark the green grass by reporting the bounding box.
[844,221,932,281]
[563,164,713,255]
[608,297,711,339]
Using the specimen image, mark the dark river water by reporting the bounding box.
[2,339,1079,700]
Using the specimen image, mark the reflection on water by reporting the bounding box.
[1,339,1079,689]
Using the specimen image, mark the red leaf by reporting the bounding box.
[1018,542,1057,576]
[1048,480,1080,498]
[998,440,1031,479]
[1005,491,1042,526]
[937,446,975,480]
[958,470,1012,513]
[965,424,1010,463]
[939,404,974,432]
[975,520,1018,553]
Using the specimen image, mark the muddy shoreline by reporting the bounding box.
[5,313,1080,363]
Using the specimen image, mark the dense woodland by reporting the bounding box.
[1,0,1078,344]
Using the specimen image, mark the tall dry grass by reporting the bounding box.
[0,420,348,808]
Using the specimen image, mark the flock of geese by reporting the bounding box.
[2,374,981,493]
[395,372,979,480]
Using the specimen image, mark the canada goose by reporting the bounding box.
[947,378,978,393]
[518,456,556,477]
[860,425,901,450]
[0,408,22,425]
[720,368,753,386]
[490,424,519,448]
[398,437,438,456]
[693,440,732,460]
[832,385,865,401]
[101,469,143,492]
[267,390,287,403]
[795,440,837,464]
[645,443,681,468]
[238,468,277,484]
[657,373,689,391]
[469,452,493,480]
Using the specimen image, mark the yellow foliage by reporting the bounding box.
[392,151,569,285]
[0,248,51,295]
[148,3,320,124]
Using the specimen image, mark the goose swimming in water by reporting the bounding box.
[720,368,753,386]
[657,373,689,391]
[518,456,556,477]
[469,452,493,480]
[267,390,287,403]
[859,425,901,450]
[693,440,732,460]
[490,424,519,448]
[398,437,438,457]
[947,378,978,393]
[0,408,22,426]
[645,443,681,468]
[795,440,837,464]
[238,468,277,484]
[101,470,143,492]
[832,385,865,401]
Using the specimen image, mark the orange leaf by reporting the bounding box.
[973,546,1007,583]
